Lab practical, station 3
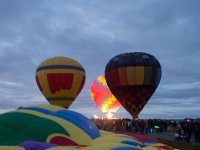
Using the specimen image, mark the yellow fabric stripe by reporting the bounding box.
[127,66,144,85]
[50,101,73,108]
[97,75,107,86]
[31,105,65,112]
[91,136,141,145]
[135,66,144,85]
[39,57,82,68]
[127,66,136,85]
[101,95,119,113]
[70,72,85,96]
[36,71,51,97]
[118,68,127,86]
[85,143,137,149]
[99,130,114,137]
[0,146,25,150]
[46,146,78,150]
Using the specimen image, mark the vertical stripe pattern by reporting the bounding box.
[105,52,162,118]
[35,57,86,108]
[90,75,120,114]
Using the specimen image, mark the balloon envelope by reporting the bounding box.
[0,105,176,149]
[90,75,120,117]
[0,104,99,146]
[105,52,161,118]
[35,56,86,108]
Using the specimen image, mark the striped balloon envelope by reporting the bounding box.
[105,52,162,118]
[35,56,86,108]
[90,75,120,118]
[0,104,100,146]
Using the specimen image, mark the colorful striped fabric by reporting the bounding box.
[35,56,86,108]
[90,75,120,115]
[0,105,178,150]
[105,52,162,118]
[0,105,100,146]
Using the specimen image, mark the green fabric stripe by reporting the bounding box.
[47,97,74,101]
[0,112,69,145]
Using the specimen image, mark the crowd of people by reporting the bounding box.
[91,118,174,133]
[91,118,200,143]
[175,119,200,143]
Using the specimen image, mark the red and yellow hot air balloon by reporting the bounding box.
[35,56,86,108]
[90,75,120,119]
[105,52,162,119]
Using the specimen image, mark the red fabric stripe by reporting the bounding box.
[49,136,80,146]
[76,75,85,95]
[90,80,110,107]
[47,73,74,94]
[110,68,120,87]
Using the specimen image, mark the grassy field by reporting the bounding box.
[158,138,200,150]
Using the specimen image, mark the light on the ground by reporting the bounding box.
[106,113,113,119]
[93,114,98,119]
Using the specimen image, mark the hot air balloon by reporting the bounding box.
[105,52,161,119]
[35,56,86,108]
[0,105,177,150]
[90,75,120,119]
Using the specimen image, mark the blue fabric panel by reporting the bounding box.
[50,110,100,139]
[112,147,140,150]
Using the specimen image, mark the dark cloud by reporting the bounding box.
[0,0,199,118]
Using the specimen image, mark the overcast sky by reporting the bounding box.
[0,0,199,119]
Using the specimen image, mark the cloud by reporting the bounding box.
[0,80,23,87]
[0,0,199,118]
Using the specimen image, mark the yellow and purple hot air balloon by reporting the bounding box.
[90,75,120,118]
[35,56,86,108]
